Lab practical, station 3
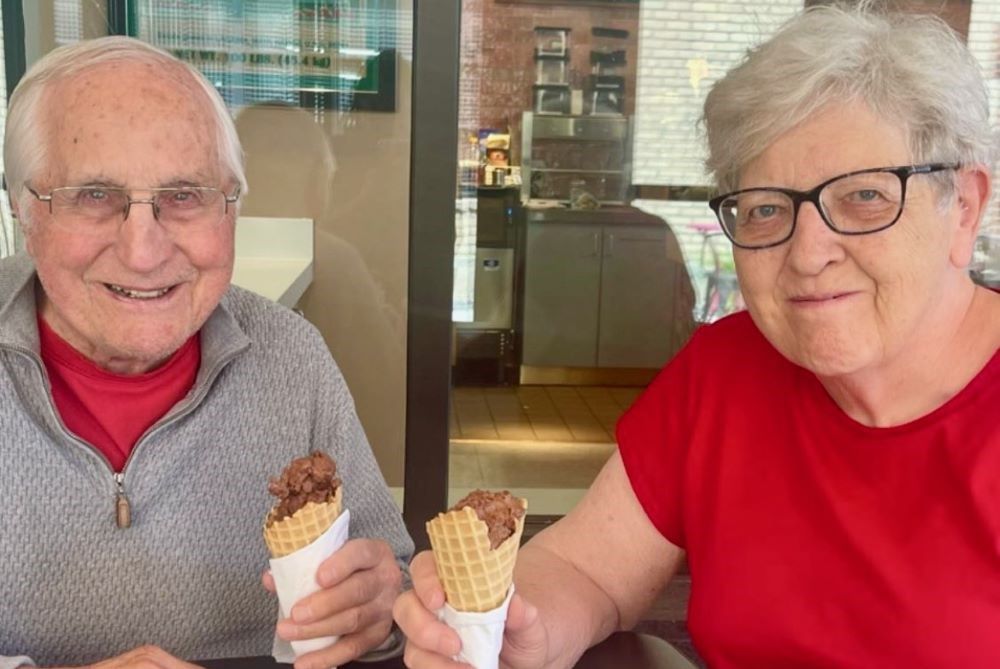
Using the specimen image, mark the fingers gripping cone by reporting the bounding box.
[263,485,349,662]
[426,497,527,612]
[264,486,343,558]
[263,451,348,663]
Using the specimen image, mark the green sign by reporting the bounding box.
[127,0,398,112]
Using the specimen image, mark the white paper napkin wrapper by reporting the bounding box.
[436,585,514,669]
[269,508,351,663]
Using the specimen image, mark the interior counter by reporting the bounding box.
[232,216,313,308]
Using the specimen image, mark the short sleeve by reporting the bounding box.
[616,330,702,548]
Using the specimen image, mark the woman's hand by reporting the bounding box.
[392,551,549,669]
[263,538,403,669]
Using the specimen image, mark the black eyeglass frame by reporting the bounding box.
[708,163,960,250]
[24,184,242,224]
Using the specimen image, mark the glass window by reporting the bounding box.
[451,0,696,517]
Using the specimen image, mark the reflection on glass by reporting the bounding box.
[116,0,415,487]
[449,0,704,517]
[972,232,1000,289]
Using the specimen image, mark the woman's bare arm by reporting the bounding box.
[514,452,685,667]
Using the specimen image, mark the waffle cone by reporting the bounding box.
[426,498,527,612]
[263,487,343,558]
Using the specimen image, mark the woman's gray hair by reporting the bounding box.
[5,35,247,224]
[702,2,996,193]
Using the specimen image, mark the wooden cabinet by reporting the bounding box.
[523,221,693,369]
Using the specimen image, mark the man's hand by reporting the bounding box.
[392,551,549,669]
[262,538,403,669]
[47,645,203,668]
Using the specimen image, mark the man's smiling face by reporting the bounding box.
[22,60,236,374]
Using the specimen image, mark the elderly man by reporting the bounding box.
[0,37,412,669]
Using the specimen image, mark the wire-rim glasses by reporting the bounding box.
[708,163,959,250]
[26,184,241,235]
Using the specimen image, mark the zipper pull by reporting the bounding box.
[114,472,132,529]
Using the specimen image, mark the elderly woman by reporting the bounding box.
[393,5,1000,668]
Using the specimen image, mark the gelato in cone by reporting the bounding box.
[263,451,349,662]
[427,490,527,613]
[263,451,343,558]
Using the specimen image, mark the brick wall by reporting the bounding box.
[459,0,640,161]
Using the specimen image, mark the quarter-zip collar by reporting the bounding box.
[0,252,41,353]
[0,252,252,389]
[0,253,253,527]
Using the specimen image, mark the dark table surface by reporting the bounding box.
[197,631,695,668]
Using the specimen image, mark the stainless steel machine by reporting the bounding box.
[453,186,523,385]
[520,112,632,206]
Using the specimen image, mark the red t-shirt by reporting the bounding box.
[618,311,1000,668]
[38,317,201,472]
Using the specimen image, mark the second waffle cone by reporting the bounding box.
[426,498,527,612]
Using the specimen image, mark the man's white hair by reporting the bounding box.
[5,35,247,226]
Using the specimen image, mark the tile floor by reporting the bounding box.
[450,385,642,442]
[448,385,642,514]
[448,441,615,514]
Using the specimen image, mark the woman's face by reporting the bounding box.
[734,101,976,379]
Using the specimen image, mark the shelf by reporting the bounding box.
[530,114,629,140]
[522,110,632,204]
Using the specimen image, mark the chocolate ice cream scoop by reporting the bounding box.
[267,451,341,526]
[451,489,526,549]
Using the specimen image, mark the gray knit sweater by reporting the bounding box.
[0,253,414,667]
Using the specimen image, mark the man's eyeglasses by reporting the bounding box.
[25,185,241,235]
[708,163,959,250]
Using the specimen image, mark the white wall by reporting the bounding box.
[632,0,801,187]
